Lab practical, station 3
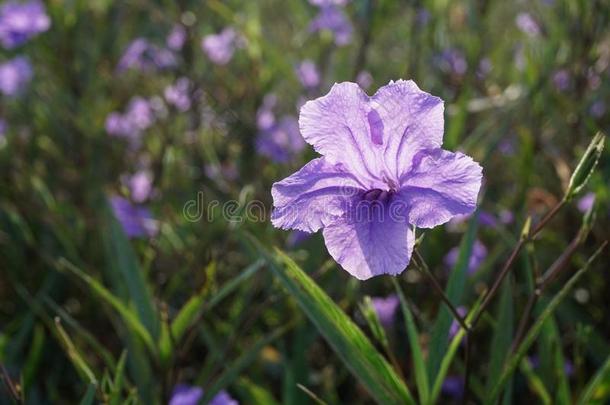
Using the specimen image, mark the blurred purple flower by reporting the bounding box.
[356,70,373,90]
[478,211,498,227]
[164,77,191,112]
[499,209,514,225]
[271,81,482,279]
[256,94,277,131]
[371,295,399,327]
[552,69,571,91]
[416,7,431,27]
[449,306,468,339]
[309,6,353,46]
[202,28,240,65]
[287,230,311,248]
[0,0,50,49]
[442,376,464,398]
[118,38,176,72]
[256,116,306,163]
[437,48,467,76]
[110,196,158,238]
[577,192,595,213]
[169,385,238,405]
[166,24,187,50]
[296,60,321,89]
[528,355,574,377]
[0,56,32,96]
[476,58,492,80]
[204,162,239,183]
[309,0,349,6]
[444,239,487,275]
[0,118,6,138]
[105,97,155,139]
[124,171,153,203]
[516,12,541,37]
[589,100,605,118]
[499,137,515,156]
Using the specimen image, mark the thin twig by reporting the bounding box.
[462,333,471,405]
[0,362,21,404]
[414,250,470,332]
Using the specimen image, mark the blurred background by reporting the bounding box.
[0,0,608,404]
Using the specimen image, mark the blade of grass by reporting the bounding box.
[101,199,159,340]
[201,324,291,403]
[56,258,155,353]
[54,317,97,385]
[79,383,97,405]
[485,280,514,398]
[577,354,610,405]
[261,242,415,405]
[486,242,606,403]
[392,278,429,404]
[427,214,479,383]
[519,358,552,405]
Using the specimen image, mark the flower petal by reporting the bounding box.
[371,80,444,181]
[299,82,388,189]
[322,199,414,280]
[399,149,482,228]
[271,157,364,232]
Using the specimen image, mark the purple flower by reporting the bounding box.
[309,6,353,46]
[287,230,311,248]
[118,38,176,72]
[476,58,492,80]
[256,94,277,131]
[416,8,431,27]
[110,196,157,238]
[444,239,487,275]
[105,97,155,139]
[478,211,498,227]
[201,28,240,65]
[271,81,483,279]
[437,48,467,76]
[166,24,187,50]
[164,77,191,112]
[0,56,32,96]
[169,385,238,405]
[371,295,399,327]
[577,192,595,213]
[309,0,349,6]
[356,70,373,90]
[589,100,606,118]
[124,171,153,203]
[296,60,320,89]
[499,137,515,156]
[0,0,50,49]
[552,69,571,91]
[257,116,306,163]
[516,12,541,37]
[448,306,468,339]
[499,209,514,225]
[442,376,464,398]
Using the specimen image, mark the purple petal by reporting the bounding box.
[371,294,400,327]
[209,390,239,405]
[371,80,444,180]
[271,157,364,232]
[169,385,203,405]
[322,197,414,279]
[398,149,482,228]
[299,82,390,189]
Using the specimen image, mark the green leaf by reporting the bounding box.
[486,243,606,404]
[79,383,97,405]
[392,278,429,404]
[577,354,610,405]
[169,259,264,343]
[430,293,483,403]
[485,280,514,398]
[236,378,281,405]
[360,296,391,353]
[57,258,155,353]
[260,241,415,405]
[101,199,159,340]
[54,317,97,385]
[519,358,552,405]
[201,325,290,403]
[427,213,479,383]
